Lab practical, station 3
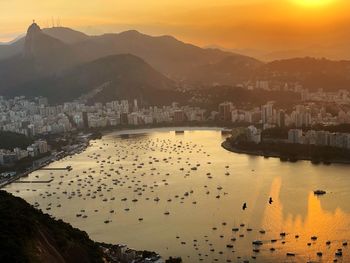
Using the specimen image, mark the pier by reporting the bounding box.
[14,179,53,184]
[39,166,72,171]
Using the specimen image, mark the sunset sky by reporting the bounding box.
[1,0,350,59]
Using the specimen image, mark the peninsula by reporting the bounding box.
[223,127,350,165]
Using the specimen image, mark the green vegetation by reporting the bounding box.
[0,190,103,263]
[228,140,350,164]
[312,124,350,133]
[230,127,247,141]
[261,127,288,140]
[262,125,350,141]
[0,131,33,150]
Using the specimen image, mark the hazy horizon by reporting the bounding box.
[2,0,350,60]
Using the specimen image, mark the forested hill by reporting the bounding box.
[0,131,33,150]
[0,190,103,263]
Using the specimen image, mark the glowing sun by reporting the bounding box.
[292,0,334,7]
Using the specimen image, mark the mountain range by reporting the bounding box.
[0,23,260,103]
[1,23,350,104]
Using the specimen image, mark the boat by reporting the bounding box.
[286,253,295,257]
[252,240,263,246]
[314,190,326,195]
[335,251,343,257]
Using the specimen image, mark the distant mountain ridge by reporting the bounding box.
[67,29,258,80]
[1,23,350,103]
[7,54,177,103]
[0,23,260,103]
[0,24,259,79]
[43,27,89,44]
[0,23,79,91]
[0,27,88,60]
[261,57,350,91]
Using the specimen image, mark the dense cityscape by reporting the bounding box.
[3,1,350,262]
[1,84,350,168]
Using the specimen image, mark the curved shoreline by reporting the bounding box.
[221,140,350,165]
[103,126,229,137]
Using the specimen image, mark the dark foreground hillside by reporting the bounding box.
[0,191,181,263]
[0,190,103,263]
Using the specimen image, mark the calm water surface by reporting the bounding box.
[5,129,350,262]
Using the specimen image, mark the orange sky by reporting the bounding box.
[1,0,350,59]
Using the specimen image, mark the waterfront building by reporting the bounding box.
[218,102,233,121]
[246,126,261,144]
[315,131,329,146]
[35,140,49,154]
[288,129,303,144]
[174,110,185,122]
[0,151,17,165]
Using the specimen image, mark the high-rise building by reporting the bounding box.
[174,110,185,122]
[316,131,329,146]
[256,80,269,90]
[288,129,303,144]
[218,102,233,121]
[120,113,129,125]
[82,112,89,129]
[133,99,138,112]
[38,97,48,106]
[277,110,285,128]
[35,140,48,154]
[261,102,274,124]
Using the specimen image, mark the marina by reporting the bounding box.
[5,128,350,262]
